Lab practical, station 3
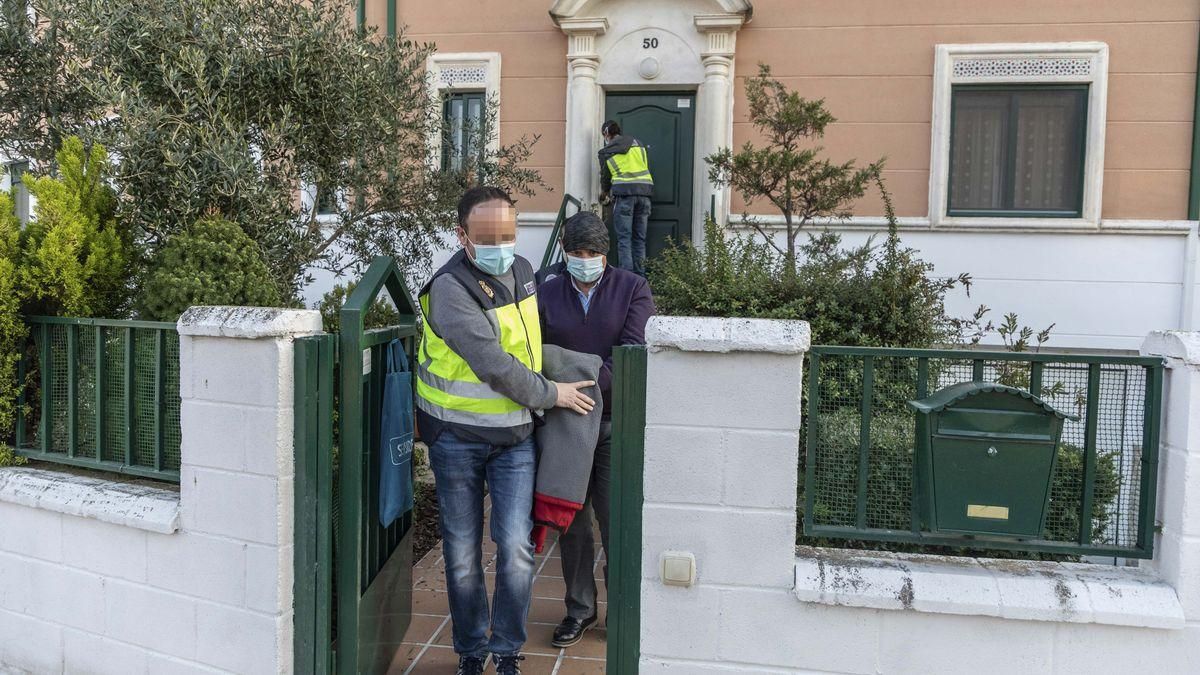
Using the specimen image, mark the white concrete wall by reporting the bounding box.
[733,220,1200,352]
[638,317,1200,674]
[303,218,1200,352]
[0,307,320,675]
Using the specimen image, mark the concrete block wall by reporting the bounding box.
[639,317,1200,674]
[0,307,320,675]
[1142,332,1200,618]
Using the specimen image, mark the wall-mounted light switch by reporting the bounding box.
[660,551,696,587]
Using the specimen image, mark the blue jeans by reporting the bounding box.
[429,429,536,658]
[613,194,651,275]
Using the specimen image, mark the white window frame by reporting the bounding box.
[928,42,1109,229]
[425,52,502,169]
[299,180,346,225]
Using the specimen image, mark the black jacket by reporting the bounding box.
[598,135,654,197]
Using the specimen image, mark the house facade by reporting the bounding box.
[379,0,1200,351]
[5,1,1197,350]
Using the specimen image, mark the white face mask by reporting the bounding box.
[566,254,605,283]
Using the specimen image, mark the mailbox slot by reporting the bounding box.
[936,408,1056,441]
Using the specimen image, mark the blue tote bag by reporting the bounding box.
[379,338,414,527]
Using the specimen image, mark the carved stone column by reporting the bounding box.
[561,19,608,207]
[694,15,744,230]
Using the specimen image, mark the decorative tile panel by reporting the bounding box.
[952,56,1092,79]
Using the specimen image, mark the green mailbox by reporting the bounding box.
[908,382,1078,539]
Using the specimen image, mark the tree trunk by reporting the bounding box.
[784,214,798,277]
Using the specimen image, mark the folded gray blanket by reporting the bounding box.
[534,344,603,510]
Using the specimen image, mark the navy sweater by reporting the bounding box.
[538,266,655,419]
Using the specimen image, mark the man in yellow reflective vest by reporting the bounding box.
[416,186,596,675]
[598,120,653,276]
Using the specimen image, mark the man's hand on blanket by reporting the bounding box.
[554,380,596,415]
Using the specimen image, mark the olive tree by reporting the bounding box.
[0,0,546,297]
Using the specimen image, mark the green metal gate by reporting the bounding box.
[294,256,419,674]
[607,345,648,674]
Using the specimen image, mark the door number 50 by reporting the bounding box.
[642,37,659,49]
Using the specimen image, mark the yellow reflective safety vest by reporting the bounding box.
[605,139,654,190]
[416,251,543,433]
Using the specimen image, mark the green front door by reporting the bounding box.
[603,92,696,259]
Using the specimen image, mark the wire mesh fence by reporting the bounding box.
[16,317,182,481]
[800,347,1163,559]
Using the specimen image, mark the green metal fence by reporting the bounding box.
[15,316,182,482]
[802,346,1164,559]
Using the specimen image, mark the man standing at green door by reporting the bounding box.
[598,120,653,275]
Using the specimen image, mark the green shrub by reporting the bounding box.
[0,443,27,467]
[0,192,23,444]
[650,214,971,350]
[1,138,133,447]
[136,218,281,321]
[1046,441,1121,544]
[800,408,1121,559]
[317,282,403,334]
[18,137,131,318]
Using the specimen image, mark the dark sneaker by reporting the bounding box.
[494,654,525,674]
[551,613,598,648]
[456,655,485,675]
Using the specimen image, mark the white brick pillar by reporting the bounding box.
[177,306,322,674]
[1141,331,1200,620]
[639,316,810,667]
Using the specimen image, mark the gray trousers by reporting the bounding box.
[559,422,611,621]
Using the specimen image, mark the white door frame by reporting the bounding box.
[553,0,750,239]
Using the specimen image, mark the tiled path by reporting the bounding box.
[392,522,608,673]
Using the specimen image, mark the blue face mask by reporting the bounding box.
[566,253,605,283]
[468,240,516,276]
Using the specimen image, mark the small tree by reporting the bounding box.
[706,64,883,269]
[19,137,131,318]
[0,137,133,459]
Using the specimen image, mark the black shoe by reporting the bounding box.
[494,654,525,674]
[552,613,597,648]
[456,655,485,675]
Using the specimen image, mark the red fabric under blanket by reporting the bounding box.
[531,492,584,553]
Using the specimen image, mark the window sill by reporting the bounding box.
[935,215,1097,230]
[728,214,1193,235]
[794,545,1184,630]
[0,466,180,534]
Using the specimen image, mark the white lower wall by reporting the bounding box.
[734,219,1200,352]
[639,317,1200,674]
[0,307,321,675]
[304,216,1199,351]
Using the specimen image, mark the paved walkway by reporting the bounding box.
[393,525,608,673]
